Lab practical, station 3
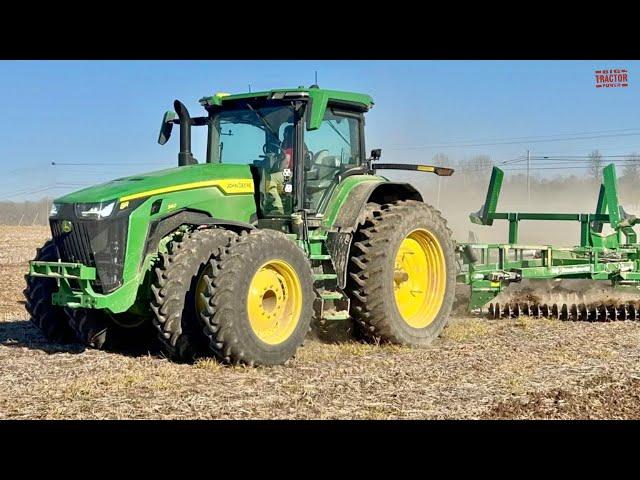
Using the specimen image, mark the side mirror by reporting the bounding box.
[158,111,176,145]
[370,148,382,160]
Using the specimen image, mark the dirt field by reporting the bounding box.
[2,226,640,419]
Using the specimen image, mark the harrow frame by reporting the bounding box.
[457,163,640,312]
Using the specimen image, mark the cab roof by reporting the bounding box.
[199,87,374,130]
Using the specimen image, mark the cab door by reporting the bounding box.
[302,107,364,213]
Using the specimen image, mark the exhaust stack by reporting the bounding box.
[174,100,197,166]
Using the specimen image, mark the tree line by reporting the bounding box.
[0,198,53,226]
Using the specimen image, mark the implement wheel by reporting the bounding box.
[347,200,456,346]
[199,229,314,366]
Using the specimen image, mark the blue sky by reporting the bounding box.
[0,60,638,201]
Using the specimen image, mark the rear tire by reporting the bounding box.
[23,240,76,343]
[150,228,236,362]
[347,200,456,346]
[199,229,314,366]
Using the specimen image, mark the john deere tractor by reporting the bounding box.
[25,86,456,365]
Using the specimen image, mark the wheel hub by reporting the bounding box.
[393,229,446,328]
[247,260,302,345]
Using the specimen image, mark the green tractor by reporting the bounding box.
[25,86,456,365]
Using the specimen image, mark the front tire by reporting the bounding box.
[199,229,314,366]
[65,308,153,352]
[347,200,456,346]
[23,240,76,343]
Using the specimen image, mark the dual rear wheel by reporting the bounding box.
[150,228,314,365]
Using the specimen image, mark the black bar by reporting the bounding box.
[373,163,454,176]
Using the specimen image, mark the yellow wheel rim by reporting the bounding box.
[195,263,213,314]
[393,228,446,328]
[247,260,303,345]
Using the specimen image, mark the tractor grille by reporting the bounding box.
[50,205,130,294]
[50,219,94,266]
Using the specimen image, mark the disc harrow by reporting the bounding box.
[457,162,640,318]
[488,302,640,321]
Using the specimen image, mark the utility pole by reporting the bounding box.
[526,148,531,207]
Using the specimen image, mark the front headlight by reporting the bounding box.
[75,201,116,219]
[49,203,60,217]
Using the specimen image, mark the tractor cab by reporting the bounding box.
[159,87,371,226]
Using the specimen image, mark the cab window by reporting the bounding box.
[303,108,362,212]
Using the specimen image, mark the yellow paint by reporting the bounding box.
[490,281,501,288]
[393,228,446,329]
[119,201,129,210]
[167,203,177,211]
[417,165,435,172]
[119,178,254,202]
[195,263,213,317]
[247,259,303,345]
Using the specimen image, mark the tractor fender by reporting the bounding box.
[330,181,423,232]
[143,209,256,258]
[327,181,423,289]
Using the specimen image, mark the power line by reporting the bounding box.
[532,154,638,158]
[51,161,160,166]
[0,183,90,200]
[387,131,640,150]
[385,128,640,149]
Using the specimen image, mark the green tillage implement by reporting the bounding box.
[458,163,640,320]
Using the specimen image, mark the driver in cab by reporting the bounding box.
[264,125,308,215]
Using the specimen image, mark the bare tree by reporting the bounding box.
[621,152,640,205]
[588,149,603,183]
[432,152,450,166]
[0,198,52,226]
[432,153,450,208]
[622,152,640,184]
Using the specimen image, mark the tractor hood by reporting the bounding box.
[55,163,254,204]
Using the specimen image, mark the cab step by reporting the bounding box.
[322,310,350,321]
[319,290,344,300]
[309,234,328,241]
[309,254,332,261]
[313,273,338,281]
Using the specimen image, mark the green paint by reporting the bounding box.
[35,164,257,315]
[321,175,384,229]
[199,87,374,131]
[56,163,254,204]
[470,166,503,226]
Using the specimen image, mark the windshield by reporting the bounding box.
[207,103,296,165]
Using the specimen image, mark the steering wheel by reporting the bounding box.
[311,149,330,167]
[263,141,283,155]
